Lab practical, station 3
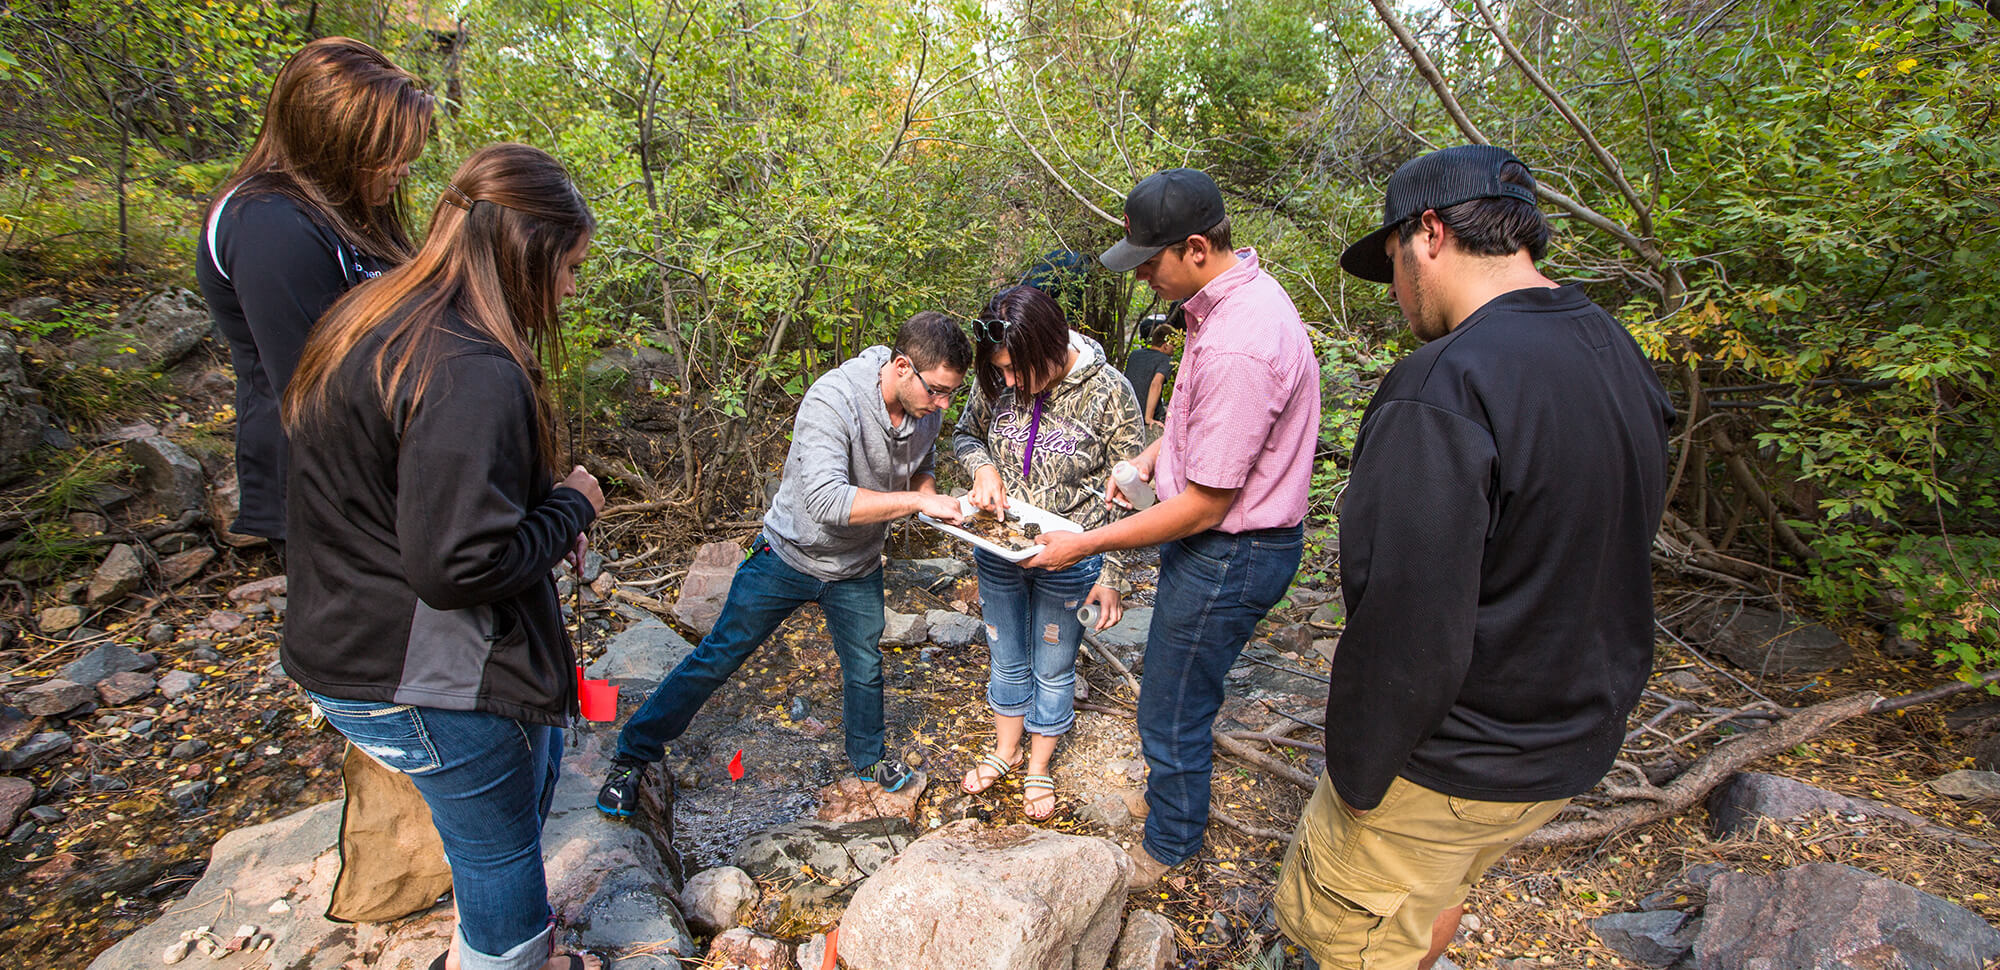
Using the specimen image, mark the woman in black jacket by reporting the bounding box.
[282,144,602,970]
[197,37,433,551]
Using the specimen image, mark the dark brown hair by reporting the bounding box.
[1396,161,1550,261]
[210,37,434,262]
[974,286,1070,402]
[894,311,973,374]
[284,144,595,473]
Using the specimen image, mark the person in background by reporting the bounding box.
[952,285,1147,820]
[1029,168,1320,889]
[281,144,604,970]
[1273,145,1672,969]
[1120,311,1178,434]
[197,36,434,558]
[597,314,973,817]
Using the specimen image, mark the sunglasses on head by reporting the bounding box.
[972,318,1011,343]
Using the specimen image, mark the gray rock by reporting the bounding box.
[26,804,63,824]
[144,622,174,645]
[0,338,46,472]
[67,511,108,535]
[92,289,210,372]
[732,817,916,887]
[837,819,1132,970]
[157,546,216,587]
[5,296,58,320]
[60,643,156,686]
[885,557,970,595]
[677,865,758,935]
[1113,908,1176,970]
[1589,909,1697,966]
[149,531,202,554]
[0,776,32,830]
[226,574,286,604]
[1704,772,1959,843]
[18,679,95,716]
[706,927,792,969]
[795,934,828,970]
[673,540,742,635]
[1094,607,1151,667]
[571,865,697,960]
[586,616,696,691]
[1308,601,1345,628]
[170,738,210,759]
[1926,769,2000,801]
[1681,605,1852,676]
[9,821,38,842]
[88,728,693,970]
[0,731,72,771]
[205,609,246,632]
[157,669,204,699]
[37,605,84,633]
[1285,586,1336,608]
[90,774,131,792]
[1694,863,2000,969]
[881,609,929,648]
[95,671,155,706]
[925,610,983,648]
[86,543,146,608]
[123,435,207,516]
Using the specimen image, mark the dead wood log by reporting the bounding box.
[1215,730,1317,791]
[1518,691,1879,849]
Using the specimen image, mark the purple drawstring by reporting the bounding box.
[1022,394,1046,478]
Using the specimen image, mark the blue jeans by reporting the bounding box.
[615,537,888,770]
[306,691,562,970]
[974,549,1103,736]
[1139,524,1303,866]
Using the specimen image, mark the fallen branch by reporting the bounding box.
[1212,803,1291,842]
[1079,630,1140,697]
[1517,690,1878,849]
[1214,730,1317,791]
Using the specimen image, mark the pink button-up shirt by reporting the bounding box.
[1154,249,1320,533]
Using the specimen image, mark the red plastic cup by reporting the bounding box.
[576,666,619,722]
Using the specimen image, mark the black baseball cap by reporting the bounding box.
[1099,168,1227,273]
[1339,145,1540,284]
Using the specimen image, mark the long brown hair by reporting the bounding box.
[284,144,595,473]
[210,37,433,262]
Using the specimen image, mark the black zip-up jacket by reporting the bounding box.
[197,182,389,539]
[281,313,596,726]
[1326,285,1674,810]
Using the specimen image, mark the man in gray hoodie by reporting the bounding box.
[599,313,972,815]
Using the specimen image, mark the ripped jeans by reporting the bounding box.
[973,549,1103,737]
[306,692,561,970]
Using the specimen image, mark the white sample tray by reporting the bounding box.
[917,496,1084,562]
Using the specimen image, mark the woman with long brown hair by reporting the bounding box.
[196,36,433,553]
[281,143,603,970]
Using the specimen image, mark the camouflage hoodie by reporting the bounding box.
[952,331,1149,592]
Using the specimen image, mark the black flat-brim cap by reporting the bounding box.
[1100,168,1227,273]
[1339,145,1539,284]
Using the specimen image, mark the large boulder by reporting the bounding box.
[1926,769,2000,801]
[1680,605,1851,676]
[60,643,156,687]
[123,435,206,516]
[673,541,742,635]
[836,819,1132,970]
[925,610,982,649]
[87,289,210,372]
[587,615,697,692]
[731,817,916,927]
[1693,863,2000,969]
[1704,772,1970,845]
[85,728,695,970]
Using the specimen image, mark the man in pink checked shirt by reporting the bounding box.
[1028,167,1321,890]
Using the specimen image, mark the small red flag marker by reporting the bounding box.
[727,749,744,781]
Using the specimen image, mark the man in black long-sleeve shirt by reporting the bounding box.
[1275,146,1673,969]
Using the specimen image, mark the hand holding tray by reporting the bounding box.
[917,496,1084,562]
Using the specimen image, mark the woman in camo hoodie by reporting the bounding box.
[953,285,1148,820]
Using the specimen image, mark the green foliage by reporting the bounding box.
[1806,529,2000,686]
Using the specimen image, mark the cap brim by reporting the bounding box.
[1099,238,1167,274]
[1339,225,1397,284]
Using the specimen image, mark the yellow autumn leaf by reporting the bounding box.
[1896,58,1919,74]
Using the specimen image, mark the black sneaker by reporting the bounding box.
[857,757,917,793]
[597,759,646,818]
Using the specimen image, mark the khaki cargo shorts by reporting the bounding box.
[1273,774,1568,968]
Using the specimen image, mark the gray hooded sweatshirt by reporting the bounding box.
[764,345,941,580]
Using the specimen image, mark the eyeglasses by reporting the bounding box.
[972,318,1011,343]
[899,354,965,402]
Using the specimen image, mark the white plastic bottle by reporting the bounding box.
[1112,460,1156,510]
